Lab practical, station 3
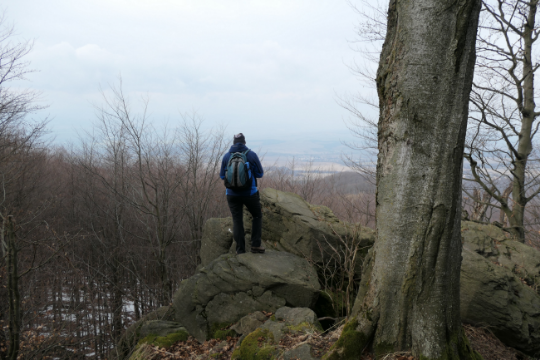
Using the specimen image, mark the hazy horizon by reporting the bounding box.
[5,0,378,165]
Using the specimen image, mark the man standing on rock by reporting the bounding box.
[220,133,265,254]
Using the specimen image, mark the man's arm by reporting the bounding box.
[220,155,228,179]
[249,151,264,178]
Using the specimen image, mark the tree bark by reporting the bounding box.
[328,0,481,358]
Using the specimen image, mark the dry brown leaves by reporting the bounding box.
[276,330,335,358]
[464,324,528,360]
[147,336,238,360]
[144,323,529,360]
[359,352,413,360]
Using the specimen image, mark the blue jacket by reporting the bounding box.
[220,144,264,196]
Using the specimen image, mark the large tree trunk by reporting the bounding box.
[327,0,481,358]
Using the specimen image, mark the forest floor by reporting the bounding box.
[140,323,530,360]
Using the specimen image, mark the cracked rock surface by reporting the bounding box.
[200,188,375,278]
[461,221,540,295]
[461,247,540,357]
[172,250,320,342]
[459,221,540,357]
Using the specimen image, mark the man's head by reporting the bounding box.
[233,133,246,145]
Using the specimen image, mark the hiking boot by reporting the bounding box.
[251,246,265,254]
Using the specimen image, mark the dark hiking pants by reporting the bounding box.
[226,191,262,254]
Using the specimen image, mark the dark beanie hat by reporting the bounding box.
[233,133,246,144]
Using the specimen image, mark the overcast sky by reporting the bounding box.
[5,0,377,149]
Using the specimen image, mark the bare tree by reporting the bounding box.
[339,0,387,184]
[176,114,228,263]
[464,0,540,243]
[0,13,46,142]
[0,13,56,360]
[76,80,227,307]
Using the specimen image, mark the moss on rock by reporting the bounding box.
[113,306,176,360]
[231,328,276,360]
[138,330,189,349]
[286,321,322,335]
[209,322,237,340]
[323,318,368,360]
[214,328,237,340]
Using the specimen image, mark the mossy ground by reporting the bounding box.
[231,328,276,360]
[323,318,368,360]
[286,321,322,335]
[209,322,237,340]
[324,319,484,360]
[138,330,189,349]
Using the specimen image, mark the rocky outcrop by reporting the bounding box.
[255,188,374,263]
[172,250,320,342]
[115,189,540,358]
[200,188,375,276]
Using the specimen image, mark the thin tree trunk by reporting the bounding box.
[510,0,538,243]
[329,0,481,358]
[6,217,20,360]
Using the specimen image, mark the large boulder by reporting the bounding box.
[461,221,540,294]
[460,221,540,357]
[250,188,375,264]
[172,250,320,342]
[112,306,176,360]
[200,188,375,276]
[461,247,540,357]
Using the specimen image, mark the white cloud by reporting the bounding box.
[4,0,368,147]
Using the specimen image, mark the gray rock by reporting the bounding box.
[460,247,540,357]
[231,312,268,335]
[206,291,285,325]
[200,218,234,266]
[112,306,176,360]
[260,320,287,343]
[251,188,375,270]
[139,320,186,338]
[275,307,318,326]
[200,188,375,276]
[172,250,320,342]
[282,343,316,360]
[461,221,540,295]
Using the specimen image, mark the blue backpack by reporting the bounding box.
[224,150,252,190]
